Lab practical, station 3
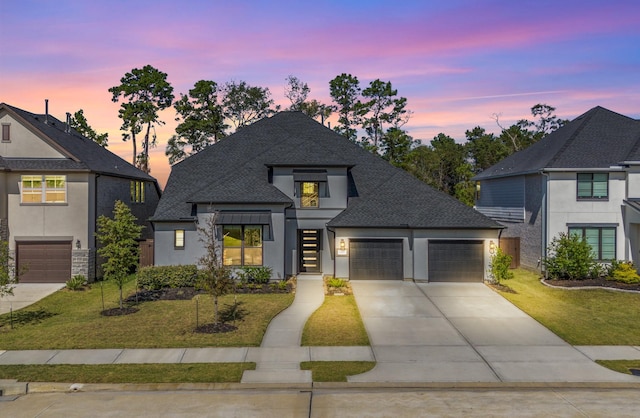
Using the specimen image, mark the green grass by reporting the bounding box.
[596,360,640,375]
[301,295,370,346]
[0,277,294,349]
[0,363,255,383]
[495,269,640,345]
[301,361,376,382]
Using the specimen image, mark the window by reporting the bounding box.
[300,182,319,208]
[130,181,145,203]
[174,230,185,249]
[577,173,608,199]
[569,226,616,261]
[2,124,10,142]
[223,225,262,266]
[21,175,66,204]
[475,181,481,201]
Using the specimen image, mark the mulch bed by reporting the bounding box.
[100,307,139,316]
[125,287,202,302]
[543,276,640,292]
[194,323,238,334]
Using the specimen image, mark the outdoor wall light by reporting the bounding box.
[489,240,496,254]
[339,239,346,251]
[76,239,81,249]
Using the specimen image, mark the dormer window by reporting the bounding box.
[301,182,319,208]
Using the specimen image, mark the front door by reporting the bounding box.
[298,229,321,273]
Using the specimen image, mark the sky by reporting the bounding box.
[1,0,639,187]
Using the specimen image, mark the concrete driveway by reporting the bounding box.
[349,281,638,383]
[0,283,65,315]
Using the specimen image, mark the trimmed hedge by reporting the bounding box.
[137,265,199,290]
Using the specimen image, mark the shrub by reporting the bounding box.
[66,274,87,291]
[543,232,597,280]
[137,265,198,290]
[607,260,640,284]
[327,277,348,288]
[490,248,513,284]
[236,266,272,284]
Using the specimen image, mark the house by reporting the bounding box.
[0,102,161,283]
[473,106,640,269]
[152,111,502,282]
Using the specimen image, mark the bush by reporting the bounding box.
[326,277,348,288]
[66,274,87,291]
[236,266,272,284]
[543,232,597,280]
[490,248,513,284]
[607,260,640,284]
[137,265,198,290]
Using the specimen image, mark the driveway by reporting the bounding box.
[0,283,65,314]
[349,281,637,383]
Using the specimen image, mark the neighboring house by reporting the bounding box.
[0,102,161,283]
[473,106,640,270]
[152,111,502,282]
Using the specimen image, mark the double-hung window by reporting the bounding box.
[577,173,608,200]
[568,226,616,261]
[223,225,263,266]
[21,175,66,204]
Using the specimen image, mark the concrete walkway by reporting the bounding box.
[348,281,640,383]
[0,283,65,314]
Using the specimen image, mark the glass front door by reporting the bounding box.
[298,229,321,273]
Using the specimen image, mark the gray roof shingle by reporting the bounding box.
[153,111,501,229]
[1,103,155,182]
[474,106,640,180]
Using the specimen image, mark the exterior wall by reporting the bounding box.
[272,166,349,210]
[498,174,543,269]
[475,176,525,222]
[0,113,66,159]
[546,171,626,262]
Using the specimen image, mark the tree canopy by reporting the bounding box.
[70,109,109,147]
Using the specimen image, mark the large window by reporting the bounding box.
[223,225,263,266]
[130,181,145,203]
[174,229,185,250]
[577,173,608,200]
[300,182,319,208]
[21,175,66,204]
[569,226,616,261]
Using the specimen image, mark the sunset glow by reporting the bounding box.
[2,0,639,187]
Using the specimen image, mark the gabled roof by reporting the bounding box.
[474,106,640,180]
[0,103,155,182]
[153,111,501,229]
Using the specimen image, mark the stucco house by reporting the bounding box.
[473,106,640,270]
[152,111,502,282]
[0,102,161,282]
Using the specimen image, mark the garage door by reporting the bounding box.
[349,239,403,280]
[428,240,484,282]
[16,241,72,283]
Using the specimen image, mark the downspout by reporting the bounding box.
[94,173,100,280]
[326,225,336,278]
[540,171,549,278]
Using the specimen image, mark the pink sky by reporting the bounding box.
[2,0,639,187]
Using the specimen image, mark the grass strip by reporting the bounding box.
[301,295,369,346]
[301,361,376,382]
[596,360,640,376]
[0,363,255,383]
[494,269,640,345]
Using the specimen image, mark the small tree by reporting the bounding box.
[543,232,596,280]
[0,241,18,298]
[197,213,234,325]
[96,200,143,309]
[490,247,513,284]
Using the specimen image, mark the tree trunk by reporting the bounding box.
[214,296,219,325]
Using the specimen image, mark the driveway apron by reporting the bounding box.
[349,281,637,383]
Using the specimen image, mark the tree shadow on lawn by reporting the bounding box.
[194,301,249,334]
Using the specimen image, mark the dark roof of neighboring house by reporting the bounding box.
[0,103,155,182]
[473,106,640,181]
[153,111,501,229]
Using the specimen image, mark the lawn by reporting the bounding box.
[301,295,369,346]
[495,269,640,345]
[301,361,375,382]
[0,363,255,383]
[0,277,294,349]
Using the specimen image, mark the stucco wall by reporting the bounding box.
[0,113,66,158]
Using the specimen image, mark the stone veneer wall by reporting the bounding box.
[72,249,96,281]
[0,218,7,242]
